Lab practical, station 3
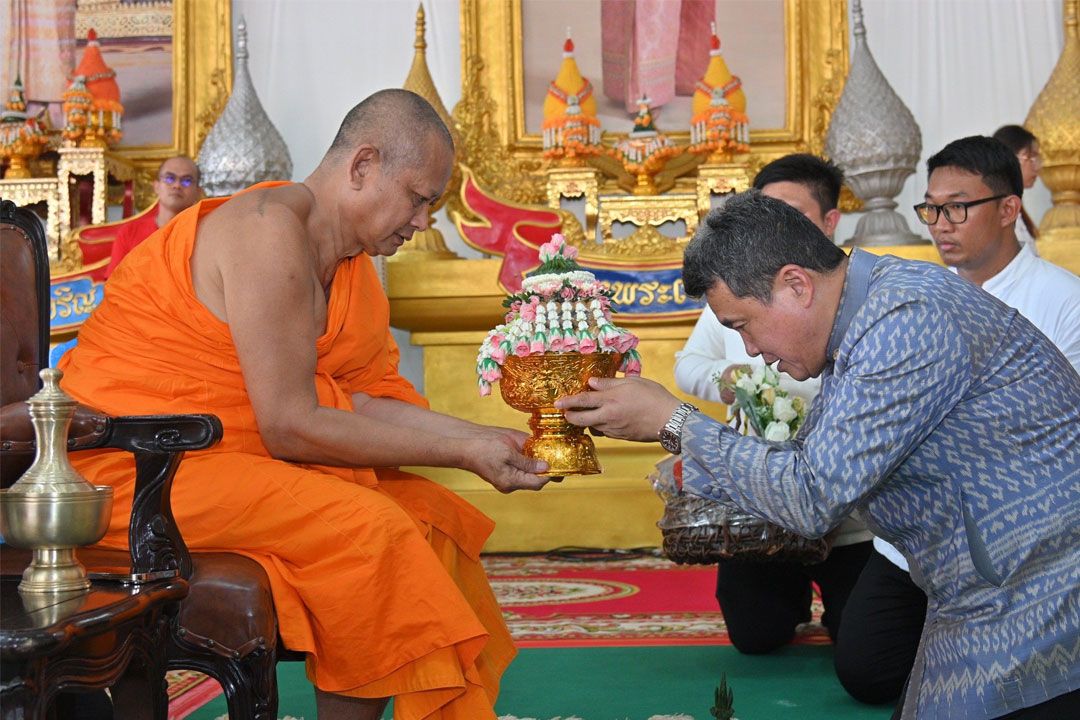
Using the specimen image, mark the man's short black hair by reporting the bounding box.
[991,125,1037,155]
[926,135,1023,198]
[752,154,844,214]
[683,190,847,302]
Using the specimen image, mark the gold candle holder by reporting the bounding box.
[499,352,622,476]
[0,369,113,595]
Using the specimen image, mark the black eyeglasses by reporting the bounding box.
[159,173,196,188]
[913,195,1005,225]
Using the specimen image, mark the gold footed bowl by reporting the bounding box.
[500,352,622,476]
[0,487,113,594]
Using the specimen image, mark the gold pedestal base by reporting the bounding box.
[19,547,92,594]
[525,408,601,476]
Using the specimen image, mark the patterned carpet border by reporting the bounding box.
[483,552,829,648]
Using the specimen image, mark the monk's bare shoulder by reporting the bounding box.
[192,184,318,321]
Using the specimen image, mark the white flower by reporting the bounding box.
[750,365,766,388]
[763,364,781,386]
[772,395,798,423]
[763,421,791,442]
[735,373,758,395]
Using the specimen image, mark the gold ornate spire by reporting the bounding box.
[1025,0,1080,251]
[394,3,460,262]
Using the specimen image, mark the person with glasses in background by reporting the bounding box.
[992,125,1043,254]
[105,155,203,277]
[833,135,1080,714]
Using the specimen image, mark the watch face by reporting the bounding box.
[659,430,680,454]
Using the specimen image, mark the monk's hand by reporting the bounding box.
[555,376,683,443]
[482,426,530,452]
[465,438,553,493]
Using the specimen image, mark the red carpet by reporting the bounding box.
[484,552,829,648]
[169,551,830,716]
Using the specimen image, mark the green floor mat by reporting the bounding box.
[185,645,894,720]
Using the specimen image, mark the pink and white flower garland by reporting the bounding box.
[476,234,642,396]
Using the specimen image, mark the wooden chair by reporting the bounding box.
[0,199,290,719]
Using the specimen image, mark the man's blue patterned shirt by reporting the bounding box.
[680,249,1080,719]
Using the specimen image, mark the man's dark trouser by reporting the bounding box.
[834,548,927,705]
[715,540,872,655]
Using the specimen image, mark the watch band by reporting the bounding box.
[659,402,698,454]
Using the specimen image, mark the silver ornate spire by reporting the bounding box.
[826,0,923,245]
[198,17,293,197]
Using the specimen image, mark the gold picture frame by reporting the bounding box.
[456,0,849,198]
[109,0,233,193]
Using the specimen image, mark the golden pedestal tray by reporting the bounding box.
[499,352,623,476]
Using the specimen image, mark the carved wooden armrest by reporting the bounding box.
[0,403,223,579]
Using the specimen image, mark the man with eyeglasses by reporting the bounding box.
[105,155,202,277]
[556,189,1080,718]
[834,135,1080,712]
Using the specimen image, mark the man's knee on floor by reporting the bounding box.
[833,648,904,705]
[727,623,794,655]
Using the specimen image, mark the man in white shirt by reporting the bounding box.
[835,135,1080,707]
[674,154,874,656]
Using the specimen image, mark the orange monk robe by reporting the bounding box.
[58,183,515,719]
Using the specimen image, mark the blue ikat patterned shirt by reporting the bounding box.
[680,249,1080,719]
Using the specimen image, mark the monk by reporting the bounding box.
[59,89,555,720]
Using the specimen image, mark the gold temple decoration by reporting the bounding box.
[1026,0,1080,252]
[0,77,50,179]
[607,97,684,196]
[62,29,124,149]
[394,3,460,262]
[688,23,750,163]
[55,146,136,269]
[0,179,61,257]
[0,369,113,595]
[598,194,699,250]
[499,353,623,476]
[541,30,604,164]
[546,166,600,239]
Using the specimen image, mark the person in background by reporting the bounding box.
[834,135,1080,709]
[104,155,203,277]
[673,154,872,656]
[991,125,1042,254]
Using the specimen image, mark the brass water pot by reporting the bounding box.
[0,369,113,594]
[499,352,622,476]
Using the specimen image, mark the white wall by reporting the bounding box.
[230,0,1066,385]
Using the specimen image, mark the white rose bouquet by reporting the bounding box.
[715,365,807,442]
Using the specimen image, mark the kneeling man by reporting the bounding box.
[557,191,1080,720]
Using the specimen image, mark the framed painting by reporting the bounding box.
[456,0,849,196]
[69,0,234,186]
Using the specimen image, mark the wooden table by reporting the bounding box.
[0,574,187,719]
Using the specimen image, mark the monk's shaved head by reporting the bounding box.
[328,89,453,172]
